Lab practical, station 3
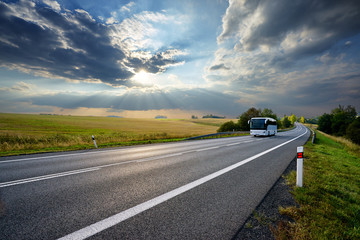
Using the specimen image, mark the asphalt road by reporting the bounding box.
[0,123,309,240]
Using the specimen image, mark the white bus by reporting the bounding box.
[248,117,277,136]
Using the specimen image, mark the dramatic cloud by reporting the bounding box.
[209,63,229,71]
[208,0,360,115]
[42,0,61,12]
[15,88,241,115]
[218,0,360,53]
[0,0,184,87]
[0,81,34,92]
[0,0,359,118]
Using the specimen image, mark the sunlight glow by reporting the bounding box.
[133,70,154,86]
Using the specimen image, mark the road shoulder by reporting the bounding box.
[232,158,298,239]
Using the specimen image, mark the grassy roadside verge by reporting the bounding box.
[274,130,360,239]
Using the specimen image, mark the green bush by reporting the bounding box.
[346,118,360,145]
[218,107,284,132]
[217,121,239,132]
[318,105,357,135]
[318,113,333,134]
[282,116,291,128]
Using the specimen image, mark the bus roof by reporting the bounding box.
[250,117,277,121]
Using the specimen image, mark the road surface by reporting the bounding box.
[0,123,309,239]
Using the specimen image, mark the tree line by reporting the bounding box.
[217,105,359,145]
[217,107,305,132]
[318,105,359,144]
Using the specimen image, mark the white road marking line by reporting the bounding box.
[135,153,183,163]
[0,127,303,188]
[58,128,308,240]
[0,136,251,164]
[226,142,241,146]
[0,149,127,164]
[0,146,226,188]
[226,141,252,146]
[0,167,101,188]
[196,146,219,152]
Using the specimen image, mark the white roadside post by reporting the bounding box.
[297,146,304,187]
[92,135,98,149]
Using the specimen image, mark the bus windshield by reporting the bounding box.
[250,119,266,130]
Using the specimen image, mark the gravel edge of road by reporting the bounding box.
[232,157,299,240]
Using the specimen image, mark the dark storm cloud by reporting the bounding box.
[253,73,360,116]
[291,74,360,106]
[209,63,229,71]
[23,88,242,115]
[219,0,360,62]
[126,50,184,74]
[0,0,182,86]
[211,0,360,116]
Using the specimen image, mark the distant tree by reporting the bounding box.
[155,115,167,119]
[318,113,333,134]
[289,114,297,125]
[219,107,279,132]
[203,114,225,119]
[305,117,319,124]
[331,105,357,136]
[282,115,291,128]
[261,108,277,119]
[202,114,214,118]
[217,121,239,132]
[300,116,305,123]
[318,105,357,136]
[238,107,261,131]
[191,115,198,119]
[346,117,360,144]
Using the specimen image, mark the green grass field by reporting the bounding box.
[275,130,360,239]
[0,113,234,156]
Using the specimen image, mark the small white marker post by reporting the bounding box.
[297,146,303,187]
[92,135,98,149]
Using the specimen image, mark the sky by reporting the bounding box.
[0,0,359,119]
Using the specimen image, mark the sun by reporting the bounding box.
[133,70,154,86]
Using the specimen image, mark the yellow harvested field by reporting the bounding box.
[0,113,235,156]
